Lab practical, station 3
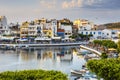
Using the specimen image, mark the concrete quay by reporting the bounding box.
[80,45,102,56]
[0,42,89,49]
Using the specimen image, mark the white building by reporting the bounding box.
[79,30,103,39]
[28,25,37,37]
[74,19,94,31]
[28,23,44,37]
[79,29,119,39]
[27,19,58,39]
[102,29,118,39]
[51,19,57,37]
[0,16,10,35]
[61,25,72,39]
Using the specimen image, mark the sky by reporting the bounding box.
[0,0,120,24]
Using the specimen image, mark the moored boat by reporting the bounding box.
[71,69,86,75]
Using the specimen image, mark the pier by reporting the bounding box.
[80,45,102,56]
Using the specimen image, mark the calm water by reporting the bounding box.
[0,46,86,79]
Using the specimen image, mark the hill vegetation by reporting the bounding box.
[104,22,120,29]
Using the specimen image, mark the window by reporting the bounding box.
[90,32,92,34]
[112,32,115,34]
[94,32,95,34]
[86,32,88,35]
[98,32,101,35]
[81,32,83,34]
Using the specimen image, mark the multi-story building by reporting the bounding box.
[79,30,103,39]
[9,23,20,37]
[102,29,118,39]
[36,23,43,37]
[61,25,72,39]
[34,18,46,24]
[59,18,73,39]
[20,22,29,38]
[28,25,37,37]
[0,16,10,35]
[34,18,53,38]
[74,19,94,31]
[79,29,119,39]
[51,19,57,37]
[42,20,52,38]
[40,19,58,38]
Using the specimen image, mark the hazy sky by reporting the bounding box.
[0,0,120,24]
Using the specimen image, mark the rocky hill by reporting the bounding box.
[104,22,120,29]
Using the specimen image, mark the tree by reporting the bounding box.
[87,58,120,80]
[101,52,108,59]
[117,40,120,53]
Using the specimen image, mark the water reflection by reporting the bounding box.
[18,47,73,63]
[0,46,86,79]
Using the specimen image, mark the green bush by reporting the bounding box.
[101,52,108,59]
[0,70,68,80]
[87,58,120,80]
[93,40,117,48]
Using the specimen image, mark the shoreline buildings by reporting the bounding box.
[0,16,119,43]
[73,19,119,40]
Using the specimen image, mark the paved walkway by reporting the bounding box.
[0,42,89,48]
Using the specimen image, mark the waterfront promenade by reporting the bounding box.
[80,45,102,56]
[0,41,89,48]
[0,41,102,56]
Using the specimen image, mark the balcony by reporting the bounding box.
[21,32,28,34]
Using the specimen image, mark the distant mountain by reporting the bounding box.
[97,22,120,30]
[104,22,120,29]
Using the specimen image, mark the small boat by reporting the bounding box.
[71,69,82,75]
[77,73,98,80]
[77,76,98,80]
[71,69,86,75]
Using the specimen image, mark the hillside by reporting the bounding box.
[104,22,120,29]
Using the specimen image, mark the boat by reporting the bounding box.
[84,54,99,60]
[71,69,86,75]
[77,77,98,80]
[77,73,98,80]
[77,49,91,55]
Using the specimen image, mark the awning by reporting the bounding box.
[35,38,51,41]
[52,37,61,39]
[35,38,45,41]
[18,38,28,41]
[45,38,51,40]
[62,38,70,40]
[0,37,14,40]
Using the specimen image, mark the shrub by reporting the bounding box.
[87,58,120,80]
[0,70,68,80]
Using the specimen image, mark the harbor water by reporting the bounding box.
[0,46,87,80]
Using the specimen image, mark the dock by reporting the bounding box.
[80,45,102,56]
